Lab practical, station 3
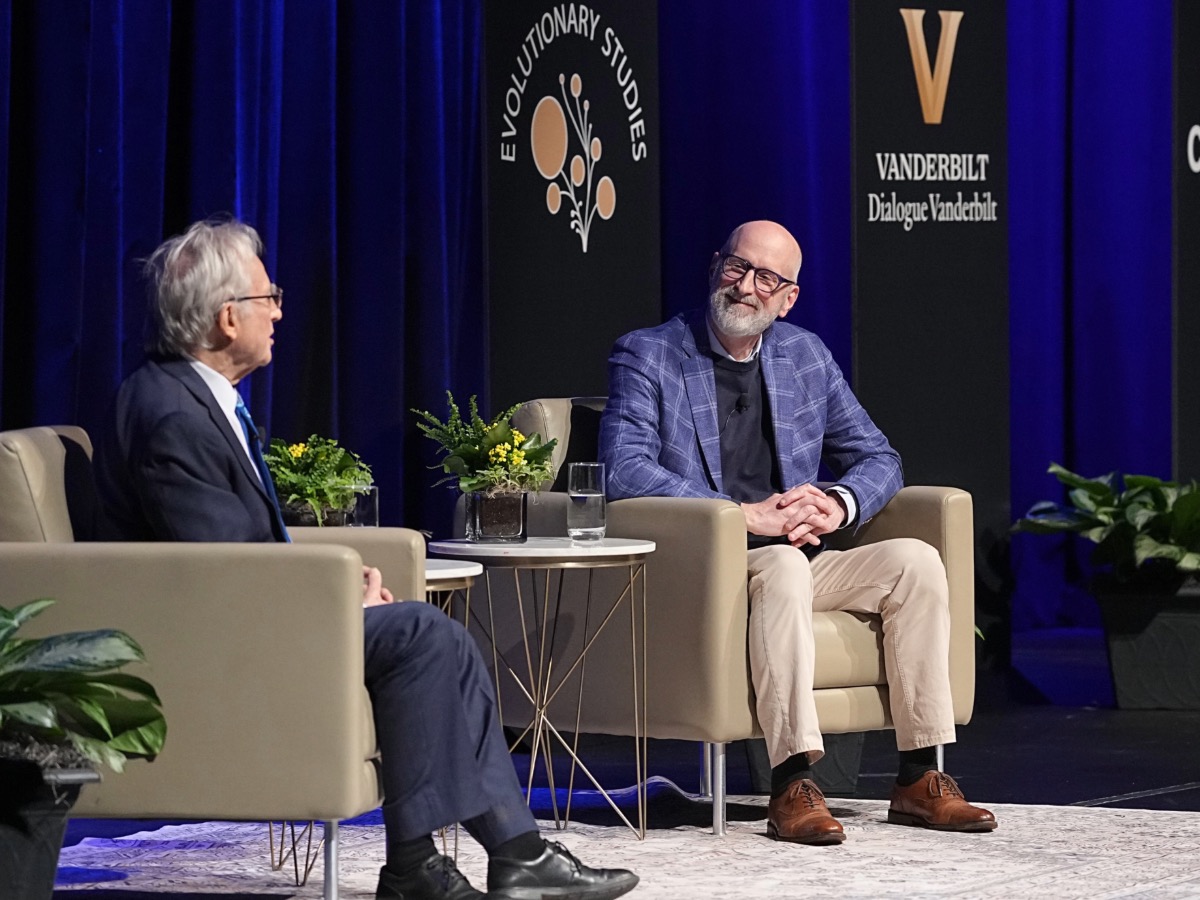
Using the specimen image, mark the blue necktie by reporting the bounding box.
[235,398,291,542]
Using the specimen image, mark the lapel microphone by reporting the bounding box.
[721,391,753,435]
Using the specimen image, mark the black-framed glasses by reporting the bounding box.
[231,285,283,309]
[717,254,794,295]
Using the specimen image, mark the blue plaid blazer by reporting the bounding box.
[599,311,903,524]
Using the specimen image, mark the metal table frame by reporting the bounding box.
[430,539,651,839]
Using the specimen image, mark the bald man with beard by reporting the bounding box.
[600,220,996,846]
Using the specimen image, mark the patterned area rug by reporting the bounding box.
[55,779,1200,899]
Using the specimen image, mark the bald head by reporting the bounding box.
[721,220,802,282]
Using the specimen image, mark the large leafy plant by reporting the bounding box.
[413,393,557,495]
[264,434,373,524]
[0,599,167,772]
[1013,463,1200,587]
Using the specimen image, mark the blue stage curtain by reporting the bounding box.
[1008,0,1173,629]
[658,0,852,372]
[0,0,485,536]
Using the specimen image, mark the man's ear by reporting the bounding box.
[779,284,800,317]
[212,302,239,342]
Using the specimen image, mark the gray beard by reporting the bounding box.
[708,286,774,338]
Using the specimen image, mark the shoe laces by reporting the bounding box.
[426,854,471,890]
[793,779,826,809]
[544,840,583,875]
[928,772,965,799]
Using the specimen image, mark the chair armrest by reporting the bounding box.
[289,526,426,599]
[828,485,976,724]
[0,542,378,821]
[607,496,758,741]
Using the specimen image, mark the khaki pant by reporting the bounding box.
[747,537,956,767]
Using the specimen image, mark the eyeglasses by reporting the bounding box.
[717,254,794,295]
[231,286,283,309]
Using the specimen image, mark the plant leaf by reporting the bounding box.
[1178,551,1200,572]
[68,734,130,774]
[0,598,56,647]
[0,629,145,675]
[0,699,58,729]
[1048,463,1117,497]
[105,715,167,759]
[1134,533,1184,566]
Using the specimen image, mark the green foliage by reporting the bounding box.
[264,434,374,524]
[412,392,557,495]
[0,599,167,773]
[1013,463,1200,586]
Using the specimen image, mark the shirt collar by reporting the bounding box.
[187,357,240,417]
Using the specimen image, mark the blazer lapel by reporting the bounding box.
[682,315,723,492]
[159,358,272,504]
[761,328,800,489]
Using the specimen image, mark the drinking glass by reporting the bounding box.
[567,462,606,541]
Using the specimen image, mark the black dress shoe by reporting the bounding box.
[487,840,639,900]
[376,855,486,899]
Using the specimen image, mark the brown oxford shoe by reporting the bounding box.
[766,778,845,845]
[887,770,998,832]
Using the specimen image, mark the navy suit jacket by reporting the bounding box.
[95,356,287,543]
[599,311,904,525]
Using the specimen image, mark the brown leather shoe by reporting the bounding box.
[767,778,845,845]
[888,771,997,832]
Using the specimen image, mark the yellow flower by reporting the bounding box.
[512,449,526,465]
[489,442,512,464]
[512,429,526,446]
[289,443,307,459]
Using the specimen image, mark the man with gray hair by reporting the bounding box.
[95,217,639,900]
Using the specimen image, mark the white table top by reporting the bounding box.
[424,558,484,582]
[428,537,655,560]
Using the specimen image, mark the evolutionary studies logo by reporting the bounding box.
[494,5,651,254]
[531,74,617,252]
[899,8,964,124]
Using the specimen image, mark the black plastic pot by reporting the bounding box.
[0,759,98,900]
[1096,582,1200,710]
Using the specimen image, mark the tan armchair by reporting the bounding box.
[0,425,425,899]
[498,398,976,834]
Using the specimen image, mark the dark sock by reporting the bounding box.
[384,834,438,875]
[896,746,939,786]
[491,830,546,862]
[770,752,813,799]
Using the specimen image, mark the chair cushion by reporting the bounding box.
[812,611,886,689]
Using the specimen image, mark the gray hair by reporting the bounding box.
[144,218,264,355]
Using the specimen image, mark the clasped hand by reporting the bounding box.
[740,484,846,547]
[363,566,395,606]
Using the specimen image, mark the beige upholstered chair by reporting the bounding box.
[0,425,425,899]
[495,398,977,834]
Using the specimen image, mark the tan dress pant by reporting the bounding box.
[747,537,956,767]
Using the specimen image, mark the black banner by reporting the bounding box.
[1175,1,1200,480]
[851,2,1009,605]
[483,2,661,411]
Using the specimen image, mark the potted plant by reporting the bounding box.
[0,598,167,899]
[413,393,557,542]
[264,434,375,526]
[1013,463,1200,708]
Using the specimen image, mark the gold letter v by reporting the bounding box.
[899,9,965,125]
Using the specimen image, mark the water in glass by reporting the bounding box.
[567,491,606,541]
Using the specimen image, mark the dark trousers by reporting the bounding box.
[363,602,537,848]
